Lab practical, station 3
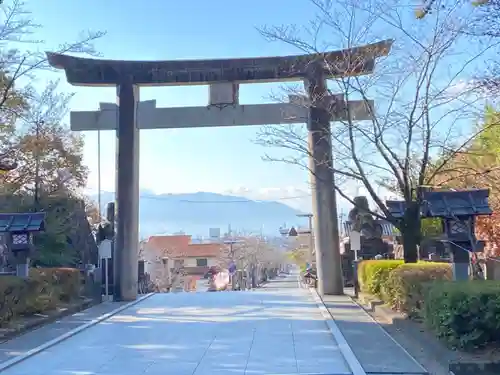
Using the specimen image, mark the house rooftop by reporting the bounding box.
[144,235,224,258]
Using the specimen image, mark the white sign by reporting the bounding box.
[350,231,361,260]
[350,231,361,251]
[98,239,112,259]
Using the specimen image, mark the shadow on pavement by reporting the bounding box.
[0,277,428,375]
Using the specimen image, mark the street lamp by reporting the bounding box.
[223,239,241,263]
[33,120,43,211]
[224,238,242,289]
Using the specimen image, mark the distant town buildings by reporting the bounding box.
[209,227,221,240]
[140,233,225,291]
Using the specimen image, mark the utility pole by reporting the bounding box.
[106,202,116,300]
[224,236,239,290]
[297,213,314,265]
[33,120,43,212]
[339,209,345,236]
[97,123,102,218]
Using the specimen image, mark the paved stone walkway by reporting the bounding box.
[0,301,130,364]
[1,275,353,375]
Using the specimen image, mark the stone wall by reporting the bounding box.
[485,257,500,280]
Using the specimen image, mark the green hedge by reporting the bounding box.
[30,267,81,302]
[381,263,451,317]
[357,260,452,316]
[424,281,500,350]
[0,267,82,325]
[358,260,404,296]
[358,260,500,350]
[0,277,34,325]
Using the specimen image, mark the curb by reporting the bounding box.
[0,293,155,372]
[0,298,97,344]
[308,287,367,375]
[355,293,408,326]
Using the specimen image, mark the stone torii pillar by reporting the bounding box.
[305,64,343,295]
[114,81,140,301]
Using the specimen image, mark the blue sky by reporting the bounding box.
[27,0,323,211]
[22,0,488,215]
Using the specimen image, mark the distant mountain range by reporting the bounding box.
[91,190,305,239]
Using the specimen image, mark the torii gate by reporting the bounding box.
[47,40,392,300]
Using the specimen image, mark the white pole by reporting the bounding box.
[308,215,314,264]
[104,258,109,298]
[97,128,102,218]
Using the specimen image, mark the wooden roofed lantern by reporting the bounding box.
[0,213,46,277]
[386,189,492,280]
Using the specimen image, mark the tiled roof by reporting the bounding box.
[343,220,397,237]
[143,235,224,258]
[146,235,191,254]
[186,243,224,257]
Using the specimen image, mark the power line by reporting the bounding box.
[96,193,312,204]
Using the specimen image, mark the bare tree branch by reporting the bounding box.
[255,0,496,261]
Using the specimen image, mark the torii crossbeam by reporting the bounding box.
[70,97,373,131]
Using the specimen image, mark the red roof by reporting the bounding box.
[146,235,191,254]
[144,235,225,258]
[186,243,224,257]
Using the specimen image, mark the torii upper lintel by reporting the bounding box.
[46,40,393,87]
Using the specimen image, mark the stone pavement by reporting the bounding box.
[0,273,426,375]
[0,301,130,364]
[322,293,427,375]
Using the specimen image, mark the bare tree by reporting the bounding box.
[219,236,284,270]
[416,0,500,93]
[256,0,498,262]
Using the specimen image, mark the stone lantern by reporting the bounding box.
[0,213,46,277]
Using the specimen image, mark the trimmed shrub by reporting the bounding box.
[357,260,403,296]
[0,268,82,326]
[0,277,32,324]
[381,262,451,317]
[424,281,500,350]
[31,267,81,302]
[23,274,60,314]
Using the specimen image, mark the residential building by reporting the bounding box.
[140,234,225,290]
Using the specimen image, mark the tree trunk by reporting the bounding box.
[402,201,420,263]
